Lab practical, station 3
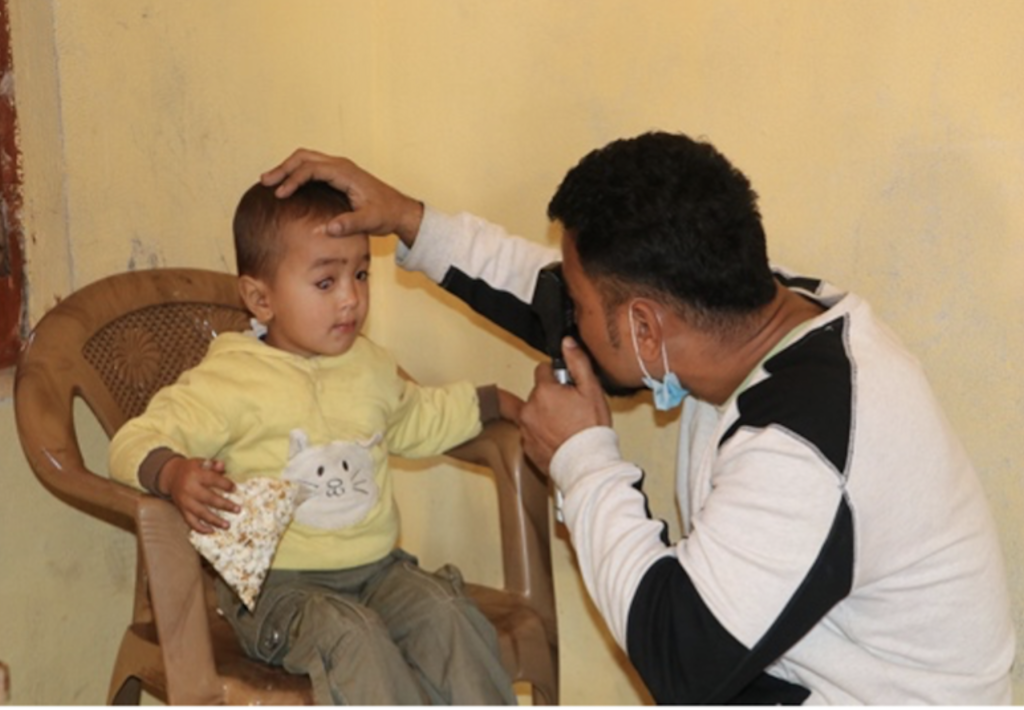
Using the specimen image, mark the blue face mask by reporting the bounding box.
[629,307,689,411]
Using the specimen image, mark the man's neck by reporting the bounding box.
[675,285,826,406]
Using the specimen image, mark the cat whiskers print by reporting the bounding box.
[283,429,382,530]
[322,468,372,498]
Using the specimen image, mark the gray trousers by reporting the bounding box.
[216,549,517,705]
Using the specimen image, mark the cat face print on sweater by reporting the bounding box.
[282,429,382,530]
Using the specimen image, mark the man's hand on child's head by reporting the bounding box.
[159,456,239,534]
[260,149,425,247]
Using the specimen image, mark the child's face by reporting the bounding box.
[261,216,371,358]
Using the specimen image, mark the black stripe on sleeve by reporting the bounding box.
[627,497,854,704]
[627,557,811,705]
[633,471,672,547]
[440,267,549,353]
[706,496,854,704]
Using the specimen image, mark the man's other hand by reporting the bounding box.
[520,337,612,473]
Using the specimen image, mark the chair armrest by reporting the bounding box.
[134,496,223,705]
[17,352,225,703]
[445,420,555,637]
[14,354,140,527]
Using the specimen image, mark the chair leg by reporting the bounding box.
[107,628,158,705]
[531,682,556,706]
[109,676,142,705]
[526,648,559,705]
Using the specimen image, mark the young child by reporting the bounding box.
[108,181,520,705]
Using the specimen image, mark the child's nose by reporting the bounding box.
[337,282,359,308]
[335,280,356,301]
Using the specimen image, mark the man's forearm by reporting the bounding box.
[551,426,675,648]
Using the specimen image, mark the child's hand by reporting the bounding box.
[158,457,240,534]
[497,387,525,425]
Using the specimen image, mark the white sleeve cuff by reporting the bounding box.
[550,426,630,491]
[394,205,466,284]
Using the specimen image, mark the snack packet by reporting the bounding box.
[188,476,300,609]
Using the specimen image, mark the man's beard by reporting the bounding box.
[598,370,645,399]
[575,333,645,399]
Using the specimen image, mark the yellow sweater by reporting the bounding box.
[108,332,481,570]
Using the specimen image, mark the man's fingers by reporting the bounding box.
[260,148,328,188]
[533,360,556,386]
[563,337,597,391]
[326,211,382,238]
[271,161,335,199]
[261,151,357,199]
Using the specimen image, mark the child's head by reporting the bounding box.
[233,181,371,358]
[234,181,354,280]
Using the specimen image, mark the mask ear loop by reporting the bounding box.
[628,303,689,410]
[628,305,662,381]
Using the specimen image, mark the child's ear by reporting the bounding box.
[238,275,273,323]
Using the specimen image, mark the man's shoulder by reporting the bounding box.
[724,315,856,473]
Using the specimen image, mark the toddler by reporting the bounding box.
[109,181,519,705]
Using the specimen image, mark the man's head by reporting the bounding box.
[548,132,778,396]
[548,131,776,334]
[233,182,371,358]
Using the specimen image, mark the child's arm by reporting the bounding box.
[496,387,524,425]
[109,351,242,533]
[385,380,518,458]
[151,454,239,534]
[476,385,524,426]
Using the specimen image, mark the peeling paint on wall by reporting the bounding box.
[0,0,24,369]
[126,237,164,271]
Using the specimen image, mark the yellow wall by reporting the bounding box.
[2,0,1022,703]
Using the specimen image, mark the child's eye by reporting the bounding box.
[356,270,370,282]
[316,278,334,290]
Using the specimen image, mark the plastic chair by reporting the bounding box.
[14,267,558,705]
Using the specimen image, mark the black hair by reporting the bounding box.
[547,131,777,330]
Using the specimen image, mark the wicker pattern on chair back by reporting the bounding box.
[82,302,249,420]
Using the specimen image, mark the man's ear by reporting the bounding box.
[628,299,663,363]
[238,275,273,324]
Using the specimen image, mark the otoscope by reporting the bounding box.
[531,262,577,522]
[533,263,576,385]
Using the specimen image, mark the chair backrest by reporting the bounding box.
[15,268,249,522]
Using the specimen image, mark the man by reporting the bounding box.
[262,132,1014,704]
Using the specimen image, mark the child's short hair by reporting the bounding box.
[233,181,354,279]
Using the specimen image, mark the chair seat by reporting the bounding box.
[114,582,555,705]
[208,615,314,705]
[468,584,558,704]
[199,582,555,705]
